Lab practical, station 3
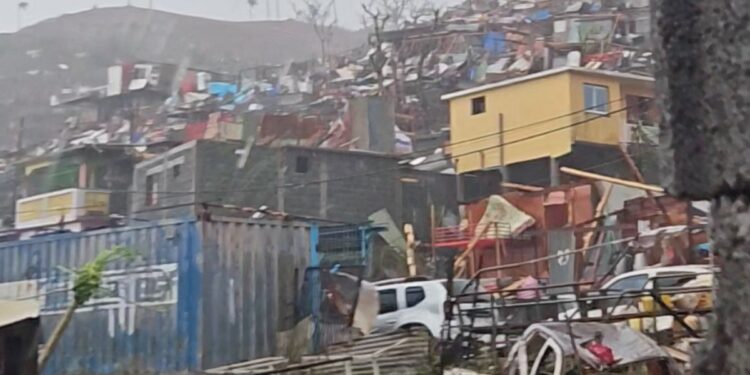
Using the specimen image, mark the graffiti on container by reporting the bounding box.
[0,263,178,337]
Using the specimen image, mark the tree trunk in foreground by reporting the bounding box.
[38,302,79,371]
[654,0,750,373]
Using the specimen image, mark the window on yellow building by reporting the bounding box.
[583,84,609,114]
[471,96,486,115]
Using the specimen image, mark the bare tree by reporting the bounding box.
[362,4,390,95]
[295,0,337,64]
[365,0,433,29]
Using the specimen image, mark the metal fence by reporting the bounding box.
[314,225,370,268]
[296,265,365,354]
[302,223,383,354]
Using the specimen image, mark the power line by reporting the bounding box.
[7,131,653,218]
[99,103,640,197]
[7,102,647,210]
[408,97,631,157]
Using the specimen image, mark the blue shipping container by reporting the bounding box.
[0,217,311,374]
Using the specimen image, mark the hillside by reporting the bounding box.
[0,6,366,146]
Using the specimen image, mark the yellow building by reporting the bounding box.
[442,67,655,174]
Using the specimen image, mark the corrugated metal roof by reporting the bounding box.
[0,300,39,328]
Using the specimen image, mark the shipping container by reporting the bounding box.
[0,217,311,374]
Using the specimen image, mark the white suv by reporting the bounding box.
[373,279,447,337]
[372,278,493,338]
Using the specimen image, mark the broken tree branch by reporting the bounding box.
[38,247,136,371]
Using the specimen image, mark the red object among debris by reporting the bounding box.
[585,341,616,366]
[185,122,208,141]
[582,50,624,65]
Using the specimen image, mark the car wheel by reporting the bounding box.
[400,324,431,335]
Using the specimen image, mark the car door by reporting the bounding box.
[374,288,400,332]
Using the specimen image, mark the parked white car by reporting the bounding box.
[372,278,492,338]
[597,264,715,294]
[373,279,446,337]
[559,265,715,329]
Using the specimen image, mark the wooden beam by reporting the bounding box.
[502,182,544,192]
[582,183,614,255]
[560,167,665,193]
[618,144,673,224]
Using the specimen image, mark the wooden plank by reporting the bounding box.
[560,167,665,193]
[582,183,614,253]
[502,182,544,192]
[618,144,673,224]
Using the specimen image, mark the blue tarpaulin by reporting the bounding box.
[208,82,238,97]
[483,32,506,55]
[528,9,552,21]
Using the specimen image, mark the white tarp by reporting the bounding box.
[474,195,535,238]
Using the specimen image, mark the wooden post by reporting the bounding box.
[618,145,672,224]
[582,183,614,254]
[430,204,437,262]
[405,224,417,277]
[38,302,79,370]
[494,222,502,280]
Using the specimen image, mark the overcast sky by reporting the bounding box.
[1,0,462,33]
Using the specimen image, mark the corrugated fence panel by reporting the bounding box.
[198,218,311,370]
[0,220,201,375]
